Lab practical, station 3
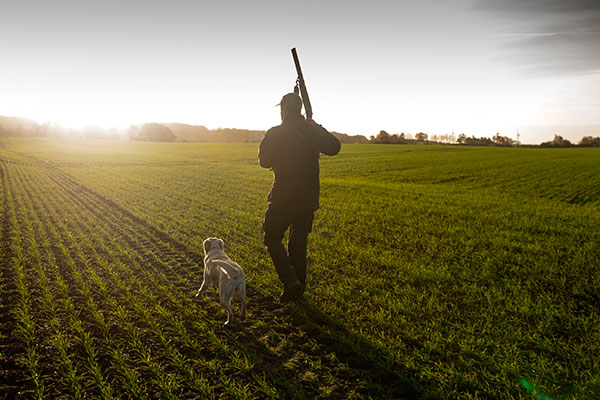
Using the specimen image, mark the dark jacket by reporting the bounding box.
[258,116,341,213]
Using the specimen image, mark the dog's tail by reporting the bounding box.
[219,265,232,279]
[213,260,243,280]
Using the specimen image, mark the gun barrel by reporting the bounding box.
[291,48,313,120]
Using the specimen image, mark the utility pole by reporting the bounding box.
[517,130,520,147]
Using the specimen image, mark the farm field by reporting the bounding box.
[1,137,599,399]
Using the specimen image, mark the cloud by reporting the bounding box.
[474,0,600,75]
[475,0,600,15]
[508,32,600,76]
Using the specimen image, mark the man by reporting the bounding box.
[259,92,341,302]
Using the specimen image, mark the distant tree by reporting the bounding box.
[41,122,63,137]
[477,136,493,146]
[0,116,42,137]
[554,135,572,147]
[212,128,267,143]
[372,130,393,144]
[578,136,600,147]
[442,133,457,144]
[136,123,176,142]
[166,122,210,141]
[492,133,515,147]
[330,131,369,143]
[378,130,390,139]
[369,130,424,144]
[415,132,428,142]
[388,132,406,144]
[540,135,573,148]
[460,135,493,146]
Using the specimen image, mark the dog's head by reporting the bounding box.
[203,237,225,254]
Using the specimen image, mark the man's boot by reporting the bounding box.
[279,279,302,303]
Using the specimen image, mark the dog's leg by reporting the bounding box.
[195,262,212,297]
[195,280,208,297]
[220,288,234,326]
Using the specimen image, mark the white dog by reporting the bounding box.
[195,237,247,325]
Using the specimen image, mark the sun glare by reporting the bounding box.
[33,103,136,130]
[2,91,134,131]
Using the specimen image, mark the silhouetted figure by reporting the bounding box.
[259,93,341,302]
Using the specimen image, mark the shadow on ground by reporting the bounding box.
[207,284,427,399]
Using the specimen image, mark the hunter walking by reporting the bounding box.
[259,90,340,302]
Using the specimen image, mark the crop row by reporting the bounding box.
[2,140,599,399]
[1,158,276,398]
[1,155,386,398]
[60,144,600,398]
[59,144,600,398]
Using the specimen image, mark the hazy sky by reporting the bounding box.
[2,0,599,143]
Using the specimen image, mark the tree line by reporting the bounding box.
[1,115,598,147]
[370,129,600,148]
[539,135,600,148]
[0,116,368,144]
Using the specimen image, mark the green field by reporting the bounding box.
[1,137,598,399]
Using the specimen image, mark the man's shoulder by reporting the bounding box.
[264,124,293,141]
[264,124,285,136]
[264,119,322,139]
[288,118,327,134]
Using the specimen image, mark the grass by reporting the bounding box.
[0,137,598,399]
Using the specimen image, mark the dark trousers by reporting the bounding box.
[263,208,314,288]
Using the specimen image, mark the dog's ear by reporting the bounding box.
[218,238,224,250]
[203,239,211,254]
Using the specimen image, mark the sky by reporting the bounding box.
[1,0,599,144]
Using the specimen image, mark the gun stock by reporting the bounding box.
[291,48,313,120]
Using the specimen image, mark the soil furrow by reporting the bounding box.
[0,160,26,398]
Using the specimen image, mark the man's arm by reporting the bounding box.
[308,120,341,156]
[258,130,275,168]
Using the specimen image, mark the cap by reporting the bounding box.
[276,93,303,111]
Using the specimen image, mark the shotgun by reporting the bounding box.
[291,48,313,120]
